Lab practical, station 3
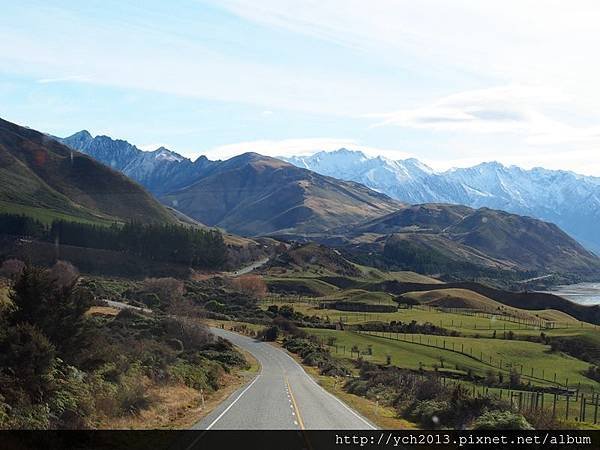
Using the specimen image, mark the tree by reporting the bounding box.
[49,261,79,288]
[232,275,267,299]
[260,326,279,341]
[9,265,90,354]
[0,323,56,400]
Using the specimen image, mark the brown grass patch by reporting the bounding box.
[87,306,120,317]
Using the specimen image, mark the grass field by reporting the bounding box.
[306,328,600,392]
[320,289,396,305]
[264,277,339,296]
[259,298,594,338]
[0,200,113,226]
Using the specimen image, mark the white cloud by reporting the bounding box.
[365,84,600,152]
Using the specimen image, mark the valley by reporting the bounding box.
[1,117,599,432]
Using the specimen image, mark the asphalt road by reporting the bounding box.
[193,328,376,430]
[228,257,270,277]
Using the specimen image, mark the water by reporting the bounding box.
[545,283,600,306]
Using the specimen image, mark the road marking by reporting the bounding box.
[205,374,261,430]
[285,377,305,430]
[280,350,376,429]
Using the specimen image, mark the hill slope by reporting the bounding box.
[162,153,402,236]
[282,149,600,253]
[339,203,600,279]
[0,118,175,224]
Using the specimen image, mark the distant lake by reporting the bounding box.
[544,283,600,305]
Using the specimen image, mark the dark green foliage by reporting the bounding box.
[9,265,91,355]
[0,323,56,400]
[550,334,600,365]
[283,336,350,377]
[50,220,227,269]
[0,213,228,270]
[259,325,280,341]
[0,214,45,238]
[358,319,456,336]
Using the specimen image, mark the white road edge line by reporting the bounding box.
[205,373,261,430]
[280,350,377,430]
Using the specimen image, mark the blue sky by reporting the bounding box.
[2,0,600,174]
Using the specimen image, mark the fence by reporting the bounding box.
[441,378,600,425]
[354,330,597,393]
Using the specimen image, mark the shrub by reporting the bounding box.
[0,323,57,399]
[408,400,450,428]
[472,410,533,430]
[259,325,279,341]
[162,317,213,350]
[142,277,184,307]
[116,364,151,415]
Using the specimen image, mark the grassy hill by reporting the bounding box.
[402,288,580,324]
[0,117,176,224]
[337,203,600,282]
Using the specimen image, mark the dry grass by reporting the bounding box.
[86,306,120,317]
[96,341,260,429]
[97,381,203,429]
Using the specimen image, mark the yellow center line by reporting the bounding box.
[285,376,305,430]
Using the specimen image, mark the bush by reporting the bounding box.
[169,360,222,391]
[472,410,533,430]
[0,323,56,399]
[259,325,279,341]
[162,317,213,350]
[116,364,151,415]
[408,400,450,428]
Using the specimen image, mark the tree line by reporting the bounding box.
[0,213,227,269]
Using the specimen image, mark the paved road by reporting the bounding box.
[228,257,270,277]
[193,328,376,430]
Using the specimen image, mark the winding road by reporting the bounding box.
[193,328,376,430]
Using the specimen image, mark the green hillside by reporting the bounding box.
[0,117,175,225]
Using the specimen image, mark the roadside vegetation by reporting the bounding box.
[0,261,249,429]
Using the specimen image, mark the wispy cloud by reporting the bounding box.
[365,84,600,149]
[36,75,89,84]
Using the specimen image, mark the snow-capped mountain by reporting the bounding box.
[58,131,215,195]
[282,150,600,253]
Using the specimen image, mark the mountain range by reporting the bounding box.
[282,150,600,253]
[51,127,600,281]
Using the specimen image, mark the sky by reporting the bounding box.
[2,0,600,174]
